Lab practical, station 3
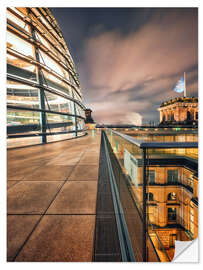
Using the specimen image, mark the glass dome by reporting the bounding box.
[7,7,86,148]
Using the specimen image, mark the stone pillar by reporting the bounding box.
[160,110,163,122]
[158,202,167,227]
[174,106,180,122]
[193,110,196,120]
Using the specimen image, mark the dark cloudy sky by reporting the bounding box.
[51,8,198,125]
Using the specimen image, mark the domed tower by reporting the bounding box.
[7,8,86,148]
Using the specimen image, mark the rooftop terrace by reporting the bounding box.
[7,131,103,261]
[7,128,198,262]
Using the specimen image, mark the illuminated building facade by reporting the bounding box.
[145,161,198,260]
[158,97,198,126]
[7,8,86,148]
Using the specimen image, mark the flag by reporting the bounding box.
[174,76,184,93]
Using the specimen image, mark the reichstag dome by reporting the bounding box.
[7,8,86,148]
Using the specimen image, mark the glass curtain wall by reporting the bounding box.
[7,7,86,148]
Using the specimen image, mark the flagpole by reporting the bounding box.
[184,72,186,97]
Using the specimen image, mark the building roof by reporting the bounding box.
[160,97,198,108]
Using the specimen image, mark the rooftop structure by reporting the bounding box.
[85,108,94,124]
[7,7,86,148]
[158,97,198,127]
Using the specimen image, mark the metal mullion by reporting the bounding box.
[7,129,86,139]
[30,9,60,47]
[7,73,85,110]
[33,8,80,88]
[37,48,81,97]
[8,7,75,77]
[7,26,34,45]
[37,8,63,45]
[30,18,47,144]
[72,91,78,137]
[7,105,85,120]
[7,34,82,98]
[7,8,24,20]
[7,19,30,37]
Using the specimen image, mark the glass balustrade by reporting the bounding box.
[104,128,198,262]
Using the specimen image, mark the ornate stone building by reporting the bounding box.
[158,97,198,126]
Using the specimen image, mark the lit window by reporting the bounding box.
[44,90,74,114]
[147,193,154,201]
[7,54,37,81]
[41,69,71,96]
[39,50,68,79]
[9,7,25,18]
[148,170,155,184]
[168,192,177,201]
[190,206,194,235]
[7,10,29,32]
[168,170,178,183]
[168,208,176,221]
[7,31,34,57]
[7,80,39,109]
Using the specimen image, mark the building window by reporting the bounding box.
[148,170,155,184]
[7,31,34,58]
[168,170,178,184]
[168,208,176,222]
[187,111,191,120]
[168,192,177,201]
[147,193,154,201]
[189,206,194,235]
[7,10,30,33]
[7,54,37,82]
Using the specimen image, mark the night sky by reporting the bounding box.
[51,8,198,125]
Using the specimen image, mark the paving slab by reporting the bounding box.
[7,131,101,262]
[47,156,81,166]
[47,181,97,214]
[23,165,74,181]
[7,181,63,214]
[79,153,100,165]
[15,215,95,262]
[69,165,99,181]
[7,215,41,261]
[7,164,42,180]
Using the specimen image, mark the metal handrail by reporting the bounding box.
[102,131,136,262]
[109,129,198,149]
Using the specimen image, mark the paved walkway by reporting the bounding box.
[7,130,101,262]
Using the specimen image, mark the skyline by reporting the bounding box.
[51,8,198,125]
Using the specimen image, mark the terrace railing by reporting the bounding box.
[103,129,198,262]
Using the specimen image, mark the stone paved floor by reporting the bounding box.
[7,130,101,262]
